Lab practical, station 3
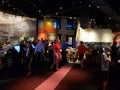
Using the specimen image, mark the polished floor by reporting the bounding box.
[0,59,120,90]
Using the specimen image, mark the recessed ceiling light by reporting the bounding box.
[38,10,41,13]
[8,4,11,7]
[13,8,16,10]
[74,17,76,19]
[109,17,111,20]
[88,5,91,7]
[70,17,72,19]
[79,1,82,4]
[56,13,58,15]
[2,0,4,4]
[60,6,62,10]
[90,18,93,21]
[116,24,118,26]
[97,6,100,8]
[93,19,95,22]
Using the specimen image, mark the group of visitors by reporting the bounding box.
[0,38,64,77]
[23,38,63,76]
[76,40,120,90]
[1,37,120,81]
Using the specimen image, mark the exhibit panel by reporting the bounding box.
[76,28,113,43]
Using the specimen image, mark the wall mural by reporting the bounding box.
[0,12,36,37]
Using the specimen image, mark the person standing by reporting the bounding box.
[34,40,43,63]
[19,40,26,64]
[48,40,54,64]
[111,41,118,64]
[50,39,62,70]
[101,47,111,90]
[77,41,88,68]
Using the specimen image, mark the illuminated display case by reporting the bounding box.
[37,19,56,40]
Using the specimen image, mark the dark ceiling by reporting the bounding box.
[0,0,120,31]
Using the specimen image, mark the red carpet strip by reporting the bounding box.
[2,72,54,90]
[34,64,73,90]
[55,64,97,90]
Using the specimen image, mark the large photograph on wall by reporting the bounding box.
[0,12,36,37]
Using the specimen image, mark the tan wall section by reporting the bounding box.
[57,19,75,44]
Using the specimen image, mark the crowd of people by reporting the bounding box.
[0,37,120,90]
[76,40,120,90]
[0,38,67,76]
[0,38,120,81]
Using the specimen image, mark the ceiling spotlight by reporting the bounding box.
[8,4,11,7]
[116,24,118,26]
[90,18,93,21]
[2,0,5,4]
[13,8,16,10]
[60,6,62,10]
[97,6,100,8]
[70,17,72,19]
[88,5,91,7]
[109,17,111,20]
[74,17,76,19]
[38,10,41,13]
[93,19,95,22]
[79,1,82,4]
[56,13,58,15]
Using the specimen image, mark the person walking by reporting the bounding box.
[50,39,62,70]
[34,40,43,63]
[77,41,88,68]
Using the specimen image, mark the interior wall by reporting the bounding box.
[57,19,76,45]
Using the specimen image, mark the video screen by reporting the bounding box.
[102,47,105,51]
[32,44,35,48]
[53,19,61,30]
[66,19,73,30]
[14,45,20,53]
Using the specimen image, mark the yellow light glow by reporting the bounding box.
[38,19,56,40]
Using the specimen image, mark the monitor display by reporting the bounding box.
[102,47,105,51]
[53,20,57,29]
[53,19,61,30]
[14,45,20,53]
[32,44,35,48]
[66,21,73,30]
